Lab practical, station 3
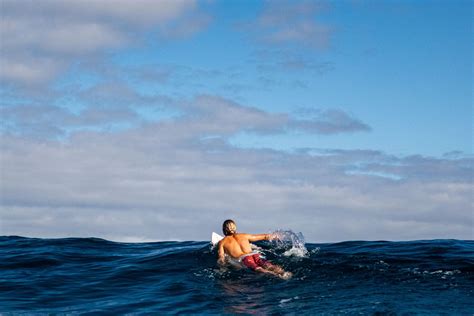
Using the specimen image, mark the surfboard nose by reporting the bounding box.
[211,232,224,246]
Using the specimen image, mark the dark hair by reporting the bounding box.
[222,219,235,236]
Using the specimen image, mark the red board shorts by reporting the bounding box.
[241,253,269,270]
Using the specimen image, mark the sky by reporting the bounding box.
[0,0,472,242]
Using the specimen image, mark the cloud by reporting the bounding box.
[1,93,371,139]
[0,96,471,242]
[130,95,371,136]
[256,57,335,78]
[242,0,333,50]
[0,55,67,85]
[290,109,372,134]
[1,103,139,138]
[0,0,209,85]
[1,131,471,242]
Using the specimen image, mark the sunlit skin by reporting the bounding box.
[217,221,291,278]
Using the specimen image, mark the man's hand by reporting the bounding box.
[217,241,226,265]
[268,232,281,241]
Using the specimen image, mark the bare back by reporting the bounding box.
[219,234,254,258]
[217,233,269,263]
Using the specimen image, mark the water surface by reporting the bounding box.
[1,235,472,314]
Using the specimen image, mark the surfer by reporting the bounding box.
[217,219,292,279]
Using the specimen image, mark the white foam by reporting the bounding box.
[279,296,299,306]
[283,247,308,257]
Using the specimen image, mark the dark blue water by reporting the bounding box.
[1,236,473,315]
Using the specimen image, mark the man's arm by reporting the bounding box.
[247,233,272,242]
[217,241,226,265]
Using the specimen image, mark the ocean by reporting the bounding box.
[1,233,473,315]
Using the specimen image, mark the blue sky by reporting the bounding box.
[0,0,472,241]
[41,0,472,155]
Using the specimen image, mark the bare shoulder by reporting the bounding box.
[219,236,231,245]
[234,233,251,240]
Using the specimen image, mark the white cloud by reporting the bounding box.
[1,103,139,138]
[243,0,333,50]
[1,94,372,139]
[0,0,209,85]
[0,55,66,85]
[290,109,371,134]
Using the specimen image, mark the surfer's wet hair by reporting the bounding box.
[222,219,236,236]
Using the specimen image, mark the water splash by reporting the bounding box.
[271,230,308,257]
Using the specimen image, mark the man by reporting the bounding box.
[217,219,292,279]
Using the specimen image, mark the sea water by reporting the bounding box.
[0,235,473,314]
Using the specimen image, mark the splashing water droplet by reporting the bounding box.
[271,230,308,257]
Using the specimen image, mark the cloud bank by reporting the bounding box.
[1,95,471,242]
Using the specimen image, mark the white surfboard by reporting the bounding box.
[211,232,224,246]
